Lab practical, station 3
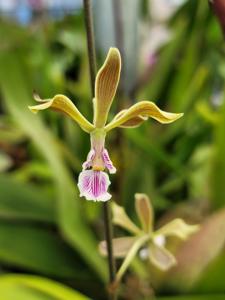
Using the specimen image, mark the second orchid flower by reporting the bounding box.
[29,48,183,202]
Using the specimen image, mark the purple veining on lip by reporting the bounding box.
[82,147,116,174]
[102,149,116,174]
[82,149,96,170]
[78,170,111,201]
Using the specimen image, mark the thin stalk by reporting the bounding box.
[82,1,117,299]
[103,202,117,300]
[83,0,97,96]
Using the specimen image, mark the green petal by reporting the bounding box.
[105,101,183,132]
[28,94,94,133]
[155,218,200,240]
[149,243,177,271]
[112,202,141,235]
[93,48,121,128]
[99,237,137,258]
[135,193,153,233]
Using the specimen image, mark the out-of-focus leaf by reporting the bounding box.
[0,117,25,143]
[13,161,53,181]
[0,275,89,300]
[210,0,225,36]
[211,97,225,208]
[0,174,55,222]
[0,221,84,278]
[0,49,107,280]
[161,66,209,145]
[168,2,208,111]
[192,252,225,293]
[58,30,86,53]
[161,209,225,292]
[188,146,212,200]
[157,295,225,300]
[138,21,186,101]
[125,129,183,173]
[0,151,12,171]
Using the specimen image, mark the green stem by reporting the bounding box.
[103,202,117,300]
[82,1,117,299]
[83,0,97,96]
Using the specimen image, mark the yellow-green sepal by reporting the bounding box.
[28,94,95,133]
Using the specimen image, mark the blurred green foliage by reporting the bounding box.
[0,0,225,299]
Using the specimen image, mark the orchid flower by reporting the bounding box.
[29,48,183,202]
[99,193,199,282]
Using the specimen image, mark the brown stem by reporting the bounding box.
[82,1,117,299]
[103,202,117,300]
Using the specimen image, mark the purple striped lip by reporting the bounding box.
[78,170,111,202]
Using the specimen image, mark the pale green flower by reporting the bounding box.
[29,48,183,202]
[99,193,199,282]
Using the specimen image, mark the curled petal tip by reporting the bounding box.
[28,100,53,114]
[28,105,37,114]
[33,92,42,102]
[163,111,184,123]
[175,112,184,120]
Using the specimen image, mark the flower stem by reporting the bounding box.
[82,1,117,299]
[83,0,97,96]
[103,201,117,299]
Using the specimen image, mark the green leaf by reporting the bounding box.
[138,21,186,101]
[193,253,225,293]
[0,274,89,300]
[157,295,225,300]
[211,97,225,208]
[0,221,84,278]
[0,48,107,281]
[0,151,12,171]
[0,174,55,222]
